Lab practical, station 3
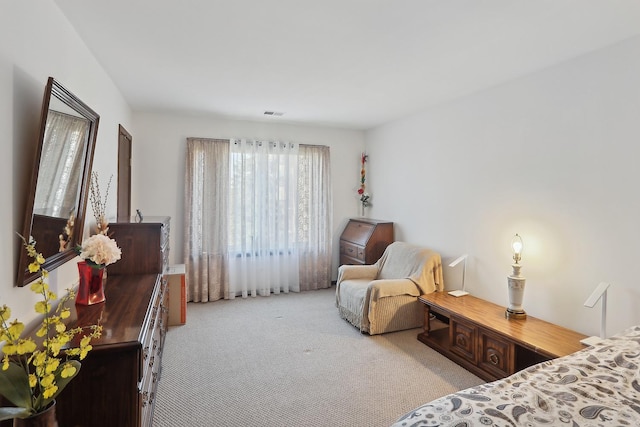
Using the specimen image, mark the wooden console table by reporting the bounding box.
[418,292,587,381]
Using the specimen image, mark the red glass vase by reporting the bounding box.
[76,261,105,305]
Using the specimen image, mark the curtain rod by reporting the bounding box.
[300,143,328,148]
[186,137,327,149]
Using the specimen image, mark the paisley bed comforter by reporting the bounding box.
[392,325,640,427]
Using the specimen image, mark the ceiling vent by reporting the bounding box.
[263,111,284,116]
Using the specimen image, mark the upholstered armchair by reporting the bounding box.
[335,242,443,335]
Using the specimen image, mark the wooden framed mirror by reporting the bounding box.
[17,77,99,286]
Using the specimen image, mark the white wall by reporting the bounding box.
[365,35,640,337]
[1,1,131,325]
[131,112,364,278]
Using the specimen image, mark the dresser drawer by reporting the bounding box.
[340,256,363,266]
[161,221,170,249]
[161,245,170,274]
[340,241,365,262]
[142,311,160,374]
[478,328,515,378]
[139,276,166,427]
[450,318,476,363]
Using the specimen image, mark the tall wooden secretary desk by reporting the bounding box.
[339,218,394,266]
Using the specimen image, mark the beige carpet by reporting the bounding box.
[152,287,483,427]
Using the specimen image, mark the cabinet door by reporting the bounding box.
[449,318,476,363]
[478,328,515,379]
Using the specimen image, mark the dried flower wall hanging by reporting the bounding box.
[357,153,371,209]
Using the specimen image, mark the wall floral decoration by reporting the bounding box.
[357,153,371,214]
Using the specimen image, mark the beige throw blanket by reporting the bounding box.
[374,242,443,294]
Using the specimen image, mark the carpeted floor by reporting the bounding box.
[152,287,483,427]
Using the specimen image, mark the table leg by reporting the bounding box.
[423,304,431,337]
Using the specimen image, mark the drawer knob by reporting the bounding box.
[489,352,500,365]
[456,336,466,347]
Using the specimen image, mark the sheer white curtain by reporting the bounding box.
[227,139,300,297]
[184,137,332,302]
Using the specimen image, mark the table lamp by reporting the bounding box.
[447,254,469,297]
[506,234,526,319]
[580,282,610,346]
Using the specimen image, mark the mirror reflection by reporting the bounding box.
[33,98,90,256]
[17,77,99,286]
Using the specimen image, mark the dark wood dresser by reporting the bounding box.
[55,216,171,426]
[56,273,168,427]
[107,216,170,275]
[339,218,394,266]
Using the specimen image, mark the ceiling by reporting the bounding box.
[53,1,640,130]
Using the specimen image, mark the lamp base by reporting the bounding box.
[507,265,526,320]
[505,308,526,320]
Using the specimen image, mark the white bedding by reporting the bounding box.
[392,325,640,427]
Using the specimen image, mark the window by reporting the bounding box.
[184,138,332,302]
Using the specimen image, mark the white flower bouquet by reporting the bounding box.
[76,234,122,268]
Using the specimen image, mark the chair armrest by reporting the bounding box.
[337,264,379,284]
[369,278,421,300]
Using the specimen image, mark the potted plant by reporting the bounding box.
[0,237,102,424]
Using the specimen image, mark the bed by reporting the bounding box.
[392,325,640,426]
